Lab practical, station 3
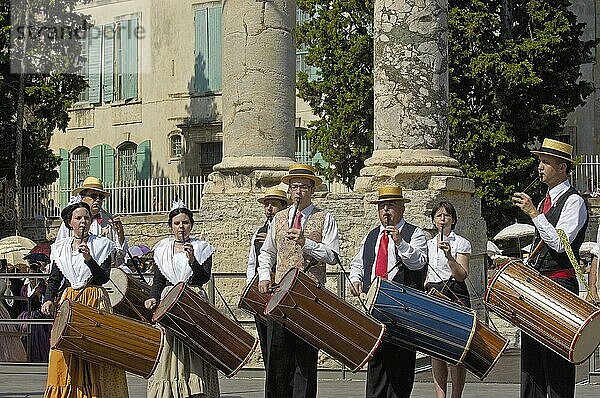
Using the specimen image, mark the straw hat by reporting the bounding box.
[531,138,574,163]
[369,186,411,204]
[281,163,322,186]
[73,176,111,197]
[258,188,290,205]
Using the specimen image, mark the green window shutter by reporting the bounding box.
[59,148,70,207]
[103,23,114,103]
[136,140,151,179]
[102,144,115,184]
[89,145,103,179]
[123,18,138,100]
[207,6,222,92]
[88,30,102,103]
[194,9,208,93]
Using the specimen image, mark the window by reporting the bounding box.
[199,142,222,176]
[78,26,101,104]
[114,18,139,101]
[194,4,222,93]
[118,142,137,181]
[296,9,319,81]
[295,128,312,164]
[72,147,90,187]
[171,135,182,158]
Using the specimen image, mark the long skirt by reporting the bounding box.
[0,303,27,362]
[44,286,129,398]
[147,286,219,398]
[18,309,51,362]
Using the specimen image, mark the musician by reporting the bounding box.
[512,138,588,398]
[144,205,220,398]
[41,202,128,397]
[586,226,599,303]
[424,201,471,398]
[245,188,288,362]
[257,163,340,398]
[349,186,427,398]
[56,176,128,265]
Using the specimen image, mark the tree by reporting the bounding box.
[0,0,89,232]
[296,0,374,186]
[297,0,595,233]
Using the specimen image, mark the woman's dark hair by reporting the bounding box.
[168,207,194,227]
[61,202,92,229]
[431,201,458,230]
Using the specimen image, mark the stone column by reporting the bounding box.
[355,1,489,317]
[355,0,461,191]
[205,0,296,193]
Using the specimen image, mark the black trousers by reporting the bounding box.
[262,319,318,398]
[366,341,416,398]
[520,276,578,398]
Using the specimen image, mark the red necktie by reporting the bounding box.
[375,232,389,278]
[541,192,551,214]
[293,212,302,229]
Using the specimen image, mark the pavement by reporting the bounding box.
[1,349,598,397]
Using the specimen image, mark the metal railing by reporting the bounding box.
[574,154,600,195]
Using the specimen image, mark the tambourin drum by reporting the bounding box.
[367,278,476,366]
[50,300,162,378]
[264,268,385,372]
[152,282,258,378]
[104,268,153,322]
[485,259,600,364]
[238,274,270,318]
[427,288,508,379]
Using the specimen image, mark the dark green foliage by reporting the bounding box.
[0,0,88,186]
[297,0,595,234]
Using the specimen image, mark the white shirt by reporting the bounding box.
[532,180,588,252]
[426,231,471,283]
[349,219,428,284]
[257,204,340,283]
[246,220,272,284]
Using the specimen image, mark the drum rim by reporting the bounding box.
[238,274,260,313]
[151,281,186,323]
[106,267,128,303]
[364,276,383,314]
[225,337,259,378]
[474,327,509,380]
[264,268,299,315]
[484,258,516,304]
[570,308,600,364]
[352,322,386,372]
[144,325,166,379]
[50,299,73,349]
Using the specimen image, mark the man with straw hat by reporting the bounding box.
[56,176,128,265]
[349,186,428,398]
[257,163,340,398]
[512,138,588,398]
[245,187,289,375]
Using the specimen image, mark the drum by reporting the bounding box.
[427,287,508,379]
[50,300,162,378]
[104,268,153,322]
[264,268,385,372]
[485,259,600,364]
[238,274,271,317]
[367,277,475,366]
[152,282,258,378]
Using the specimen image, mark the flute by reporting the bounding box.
[384,213,391,235]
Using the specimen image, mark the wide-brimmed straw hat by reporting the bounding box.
[281,163,322,186]
[531,138,574,163]
[258,188,290,205]
[72,176,111,197]
[369,186,411,204]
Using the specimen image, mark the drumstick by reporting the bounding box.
[522,175,541,193]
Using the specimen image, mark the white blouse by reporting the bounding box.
[426,231,471,283]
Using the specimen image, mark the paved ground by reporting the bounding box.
[1,349,598,397]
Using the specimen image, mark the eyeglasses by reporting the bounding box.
[290,184,311,191]
[85,193,105,201]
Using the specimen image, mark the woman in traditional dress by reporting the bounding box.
[425,201,471,398]
[144,206,220,398]
[0,277,27,362]
[41,202,128,398]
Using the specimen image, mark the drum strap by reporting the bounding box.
[556,229,597,305]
